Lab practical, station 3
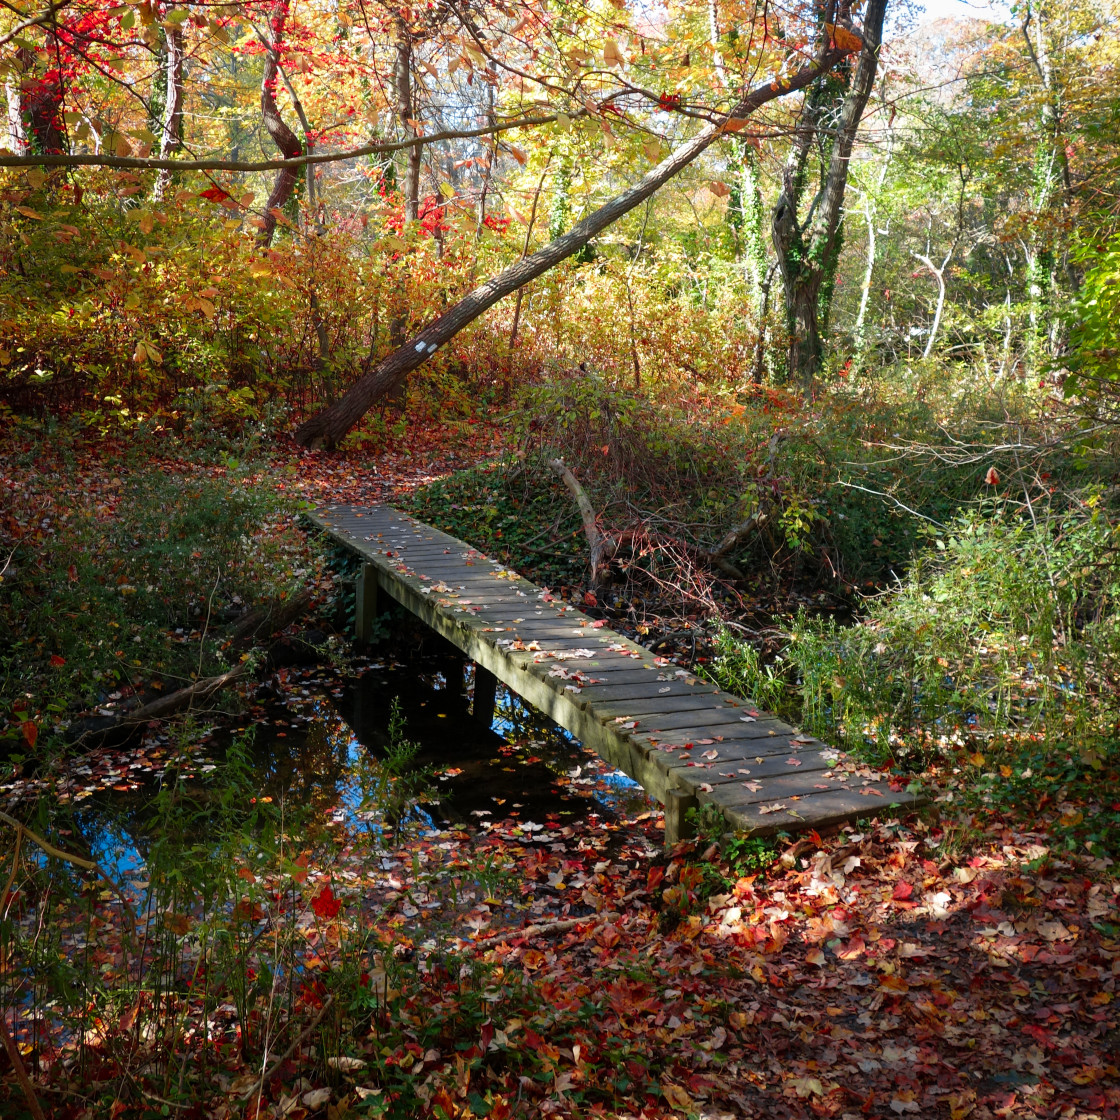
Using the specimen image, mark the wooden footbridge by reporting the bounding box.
[309,504,921,844]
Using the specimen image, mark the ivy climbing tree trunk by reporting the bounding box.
[770,0,888,389]
[257,0,301,248]
[152,23,184,201]
[293,31,861,447]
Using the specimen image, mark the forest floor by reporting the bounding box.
[1,418,1118,1120]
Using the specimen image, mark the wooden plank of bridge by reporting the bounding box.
[308,504,925,842]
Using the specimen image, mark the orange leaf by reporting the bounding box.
[824,22,864,51]
[21,721,37,748]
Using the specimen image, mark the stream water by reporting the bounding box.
[33,622,658,893]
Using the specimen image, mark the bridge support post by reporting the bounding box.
[663,790,698,848]
[472,664,498,728]
[354,563,379,643]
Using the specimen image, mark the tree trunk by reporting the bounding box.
[5,71,27,154]
[394,15,421,223]
[257,0,302,247]
[22,62,65,154]
[153,24,184,200]
[787,275,823,385]
[771,0,889,389]
[293,36,857,448]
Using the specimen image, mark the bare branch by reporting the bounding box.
[0,113,563,171]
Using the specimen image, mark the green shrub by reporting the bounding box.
[697,627,792,719]
[781,501,1120,768]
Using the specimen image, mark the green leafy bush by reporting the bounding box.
[1063,234,1120,412]
[781,502,1120,768]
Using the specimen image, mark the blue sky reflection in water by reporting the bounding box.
[54,639,655,897]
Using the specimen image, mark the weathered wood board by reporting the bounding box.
[308,504,924,842]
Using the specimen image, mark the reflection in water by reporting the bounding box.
[52,630,653,890]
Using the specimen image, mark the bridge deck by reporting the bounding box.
[309,504,922,842]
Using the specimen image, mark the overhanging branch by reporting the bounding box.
[0,112,562,172]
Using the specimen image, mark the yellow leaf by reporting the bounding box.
[792,1076,825,1097]
[438,181,455,199]
[198,298,215,319]
[60,264,80,273]
[113,134,133,158]
[662,1083,693,1110]
[129,125,157,143]
[603,38,625,67]
[248,260,272,278]
[14,206,43,220]
[382,235,406,251]
[555,112,571,132]
[642,138,661,162]
[26,169,46,189]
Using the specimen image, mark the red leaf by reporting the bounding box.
[311,884,341,919]
[892,880,914,901]
[21,721,37,748]
[49,655,66,667]
[199,185,232,203]
[984,466,1000,485]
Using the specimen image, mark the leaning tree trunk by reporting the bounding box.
[771,0,888,389]
[257,0,301,247]
[293,34,859,448]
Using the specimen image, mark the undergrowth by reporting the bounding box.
[405,364,1092,605]
[0,430,315,756]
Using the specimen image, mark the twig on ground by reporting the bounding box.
[245,995,335,1104]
